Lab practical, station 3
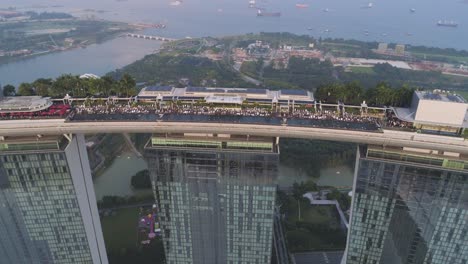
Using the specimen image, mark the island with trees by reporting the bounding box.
[0,11,139,64]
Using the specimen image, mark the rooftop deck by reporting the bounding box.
[0,96,52,113]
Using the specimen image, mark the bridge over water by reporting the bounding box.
[1,117,467,154]
[123,33,177,42]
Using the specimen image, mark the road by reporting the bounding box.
[225,39,262,86]
[123,133,143,158]
[233,61,263,85]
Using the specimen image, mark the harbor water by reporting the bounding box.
[1,0,468,85]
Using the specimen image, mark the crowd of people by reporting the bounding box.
[74,104,154,115]
[0,101,413,131]
[386,118,413,129]
[285,109,379,124]
[70,103,384,129]
[72,103,379,121]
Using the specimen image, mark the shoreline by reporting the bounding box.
[0,31,137,67]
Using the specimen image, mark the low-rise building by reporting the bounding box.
[395,44,406,55]
[393,90,468,135]
[137,86,314,106]
[377,42,388,52]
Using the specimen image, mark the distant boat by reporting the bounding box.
[249,0,256,8]
[323,8,330,12]
[295,3,309,8]
[361,2,373,9]
[169,0,182,6]
[307,27,314,31]
[257,9,281,17]
[437,20,458,27]
[410,8,416,13]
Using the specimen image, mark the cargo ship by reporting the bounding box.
[257,9,281,17]
[437,20,458,27]
[295,3,309,8]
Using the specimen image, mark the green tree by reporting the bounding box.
[327,189,351,211]
[130,170,151,189]
[18,83,35,96]
[80,77,100,96]
[393,85,414,107]
[119,74,136,97]
[101,76,116,96]
[51,74,77,97]
[292,182,308,200]
[2,84,15,96]
[344,81,365,105]
[373,82,394,106]
[33,78,53,96]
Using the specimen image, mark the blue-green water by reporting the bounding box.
[92,151,354,199]
[93,152,150,200]
[2,0,466,49]
[1,0,467,86]
[0,37,161,86]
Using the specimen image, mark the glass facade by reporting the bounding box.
[0,135,107,264]
[145,134,279,264]
[346,146,468,264]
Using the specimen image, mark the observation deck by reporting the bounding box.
[1,116,467,155]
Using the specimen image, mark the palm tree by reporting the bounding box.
[119,74,136,97]
[101,76,115,96]
[2,84,16,96]
[18,83,35,96]
[33,78,52,96]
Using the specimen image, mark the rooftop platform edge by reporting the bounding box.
[0,120,467,154]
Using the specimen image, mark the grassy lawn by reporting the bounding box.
[282,193,345,252]
[322,42,362,49]
[240,61,259,78]
[411,52,468,64]
[302,206,336,225]
[453,90,468,100]
[285,198,336,225]
[286,229,325,251]
[101,206,166,263]
[264,79,301,90]
[101,207,140,251]
[349,66,375,74]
